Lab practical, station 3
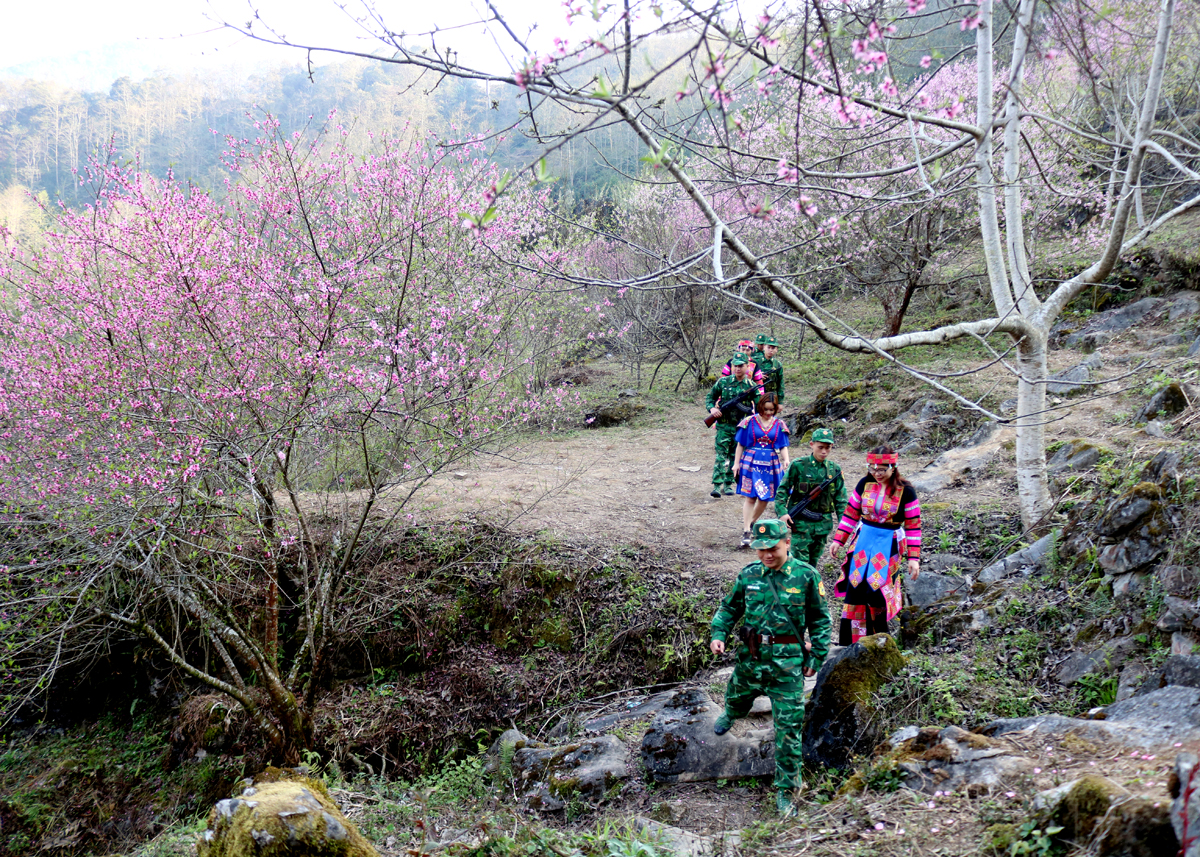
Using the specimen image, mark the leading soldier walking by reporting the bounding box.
[709,519,831,817]
[775,428,846,567]
[752,334,785,408]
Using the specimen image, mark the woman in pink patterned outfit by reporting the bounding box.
[827,445,921,645]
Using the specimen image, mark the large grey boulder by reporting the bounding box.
[487,728,631,810]
[1093,482,1173,576]
[906,571,963,608]
[907,422,1010,494]
[1135,382,1193,423]
[985,686,1200,749]
[977,532,1057,584]
[1046,363,1092,396]
[1047,440,1102,474]
[1169,291,1200,321]
[640,689,774,784]
[1061,298,1162,349]
[802,634,905,770]
[1055,636,1136,686]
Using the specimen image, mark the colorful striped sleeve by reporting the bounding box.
[902,486,922,559]
[831,478,866,546]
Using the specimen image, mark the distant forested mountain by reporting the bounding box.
[0,55,647,212]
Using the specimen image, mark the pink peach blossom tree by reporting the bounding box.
[0,120,581,756]
[222,0,1200,530]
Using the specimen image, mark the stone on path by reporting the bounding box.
[634,818,740,857]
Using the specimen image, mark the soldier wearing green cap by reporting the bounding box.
[774,427,847,567]
[752,334,786,406]
[705,355,758,497]
[710,519,831,817]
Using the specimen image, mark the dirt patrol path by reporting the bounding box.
[417,403,837,580]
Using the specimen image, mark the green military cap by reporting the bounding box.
[811,428,835,444]
[730,353,748,366]
[749,518,790,549]
[755,334,779,347]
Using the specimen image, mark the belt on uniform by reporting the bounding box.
[759,633,801,645]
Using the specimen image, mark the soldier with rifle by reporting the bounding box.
[774,427,846,567]
[704,354,758,498]
[752,334,785,408]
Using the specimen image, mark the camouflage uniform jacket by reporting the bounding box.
[705,375,758,427]
[711,558,831,673]
[774,456,847,525]
[752,352,785,403]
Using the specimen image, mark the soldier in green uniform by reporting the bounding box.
[710,519,831,816]
[775,427,846,567]
[705,355,758,498]
[752,334,785,407]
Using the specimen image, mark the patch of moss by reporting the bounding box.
[818,635,906,712]
[982,822,1019,854]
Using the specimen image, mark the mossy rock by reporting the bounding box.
[801,634,905,770]
[1093,795,1177,856]
[197,777,377,857]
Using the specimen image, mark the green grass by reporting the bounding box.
[0,714,245,856]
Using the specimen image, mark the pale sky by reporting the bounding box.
[0,0,559,89]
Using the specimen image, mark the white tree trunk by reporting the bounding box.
[1015,332,1051,529]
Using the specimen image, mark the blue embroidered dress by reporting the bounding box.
[734,416,790,501]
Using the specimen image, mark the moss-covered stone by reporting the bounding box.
[1093,796,1177,857]
[1046,775,1128,841]
[801,634,906,769]
[196,776,377,857]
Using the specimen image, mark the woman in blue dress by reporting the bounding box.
[733,395,790,547]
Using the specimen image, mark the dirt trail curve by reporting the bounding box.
[418,406,819,580]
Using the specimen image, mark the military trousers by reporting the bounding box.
[789,520,833,567]
[711,424,739,487]
[722,648,807,790]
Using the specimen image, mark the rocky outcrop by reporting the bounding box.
[197,774,377,857]
[986,686,1200,749]
[1046,354,1102,396]
[907,422,1012,494]
[1135,382,1194,423]
[1033,775,1176,857]
[1093,482,1174,576]
[791,380,869,438]
[486,729,631,810]
[1047,439,1102,474]
[640,689,774,784]
[802,634,905,770]
[882,725,1035,797]
[584,395,646,428]
[1056,297,1162,350]
[977,532,1057,584]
